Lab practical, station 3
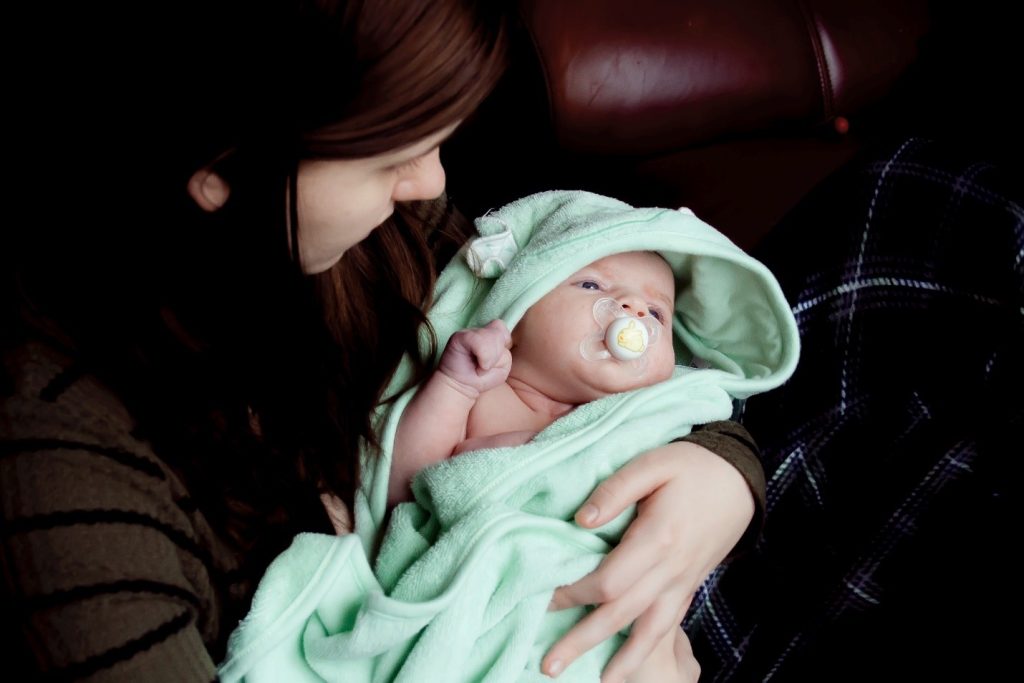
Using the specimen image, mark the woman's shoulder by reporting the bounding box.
[0,338,215,523]
[2,335,241,553]
[2,342,241,679]
[1,338,242,672]
[1,337,215,537]
[4,339,138,442]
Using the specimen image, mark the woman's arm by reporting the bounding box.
[1,432,223,682]
[542,422,761,681]
[1,344,238,681]
[679,420,766,557]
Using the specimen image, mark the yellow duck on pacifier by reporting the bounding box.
[607,318,648,360]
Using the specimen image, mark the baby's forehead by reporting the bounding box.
[572,251,673,281]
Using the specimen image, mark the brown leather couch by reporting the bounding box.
[446,0,1016,250]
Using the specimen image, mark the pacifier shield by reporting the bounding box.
[579,297,661,372]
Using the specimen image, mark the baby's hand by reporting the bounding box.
[438,320,512,398]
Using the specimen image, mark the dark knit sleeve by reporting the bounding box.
[1,347,229,682]
[677,420,765,556]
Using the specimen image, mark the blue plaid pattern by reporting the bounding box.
[686,138,1023,681]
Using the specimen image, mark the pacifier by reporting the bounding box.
[580,298,661,373]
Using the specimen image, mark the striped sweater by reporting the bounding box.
[1,341,242,682]
[1,338,764,681]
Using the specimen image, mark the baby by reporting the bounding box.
[391,249,691,682]
[391,250,677,503]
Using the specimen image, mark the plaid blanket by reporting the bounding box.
[686,137,1023,681]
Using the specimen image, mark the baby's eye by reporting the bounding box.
[649,307,666,323]
[578,280,601,291]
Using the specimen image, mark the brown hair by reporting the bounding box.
[6,0,506,634]
[191,0,507,572]
[295,0,508,504]
[240,0,508,513]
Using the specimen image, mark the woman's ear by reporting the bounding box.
[187,166,231,212]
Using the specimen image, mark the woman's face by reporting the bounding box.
[294,122,460,273]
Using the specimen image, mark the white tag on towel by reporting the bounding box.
[465,225,518,278]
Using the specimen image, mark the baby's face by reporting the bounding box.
[510,251,677,404]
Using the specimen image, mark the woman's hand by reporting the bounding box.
[626,628,700,683]
[542,441,754,682]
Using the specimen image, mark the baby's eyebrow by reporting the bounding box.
[569,267,603,281]
[649,288,674,309]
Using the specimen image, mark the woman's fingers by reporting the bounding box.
[548,545,649,611]
[672,625,701,683]
[547,441,755,678]
[543,561,674,678]
[574,449,674,528]
[599,584,690,682]
[551,510,666,610]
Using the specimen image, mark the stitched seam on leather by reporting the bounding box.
[519,1,559,141]
[796,0,835,121]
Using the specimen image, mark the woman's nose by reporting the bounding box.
[392,148,446,202]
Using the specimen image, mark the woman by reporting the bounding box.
[2,1,760,680]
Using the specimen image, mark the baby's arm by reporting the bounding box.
[451,430,538,456]
[390,320,512,505]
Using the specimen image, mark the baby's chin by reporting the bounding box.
[573,361,673,399]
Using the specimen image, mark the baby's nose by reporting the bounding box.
[619,298,649,317]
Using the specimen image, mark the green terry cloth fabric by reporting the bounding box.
[219,190,800,682]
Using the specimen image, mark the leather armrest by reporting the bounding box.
[445,0,931,248]
[522,0,928,155]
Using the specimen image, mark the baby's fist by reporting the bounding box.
[438,320,512,397]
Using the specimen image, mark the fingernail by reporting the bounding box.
[577,504,598,525]
[546,659,563,677]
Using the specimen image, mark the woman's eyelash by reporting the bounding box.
[390,155,424,173]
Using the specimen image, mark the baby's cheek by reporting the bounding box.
[653,348,677,381]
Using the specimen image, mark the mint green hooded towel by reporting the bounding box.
[219,190,800,682]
